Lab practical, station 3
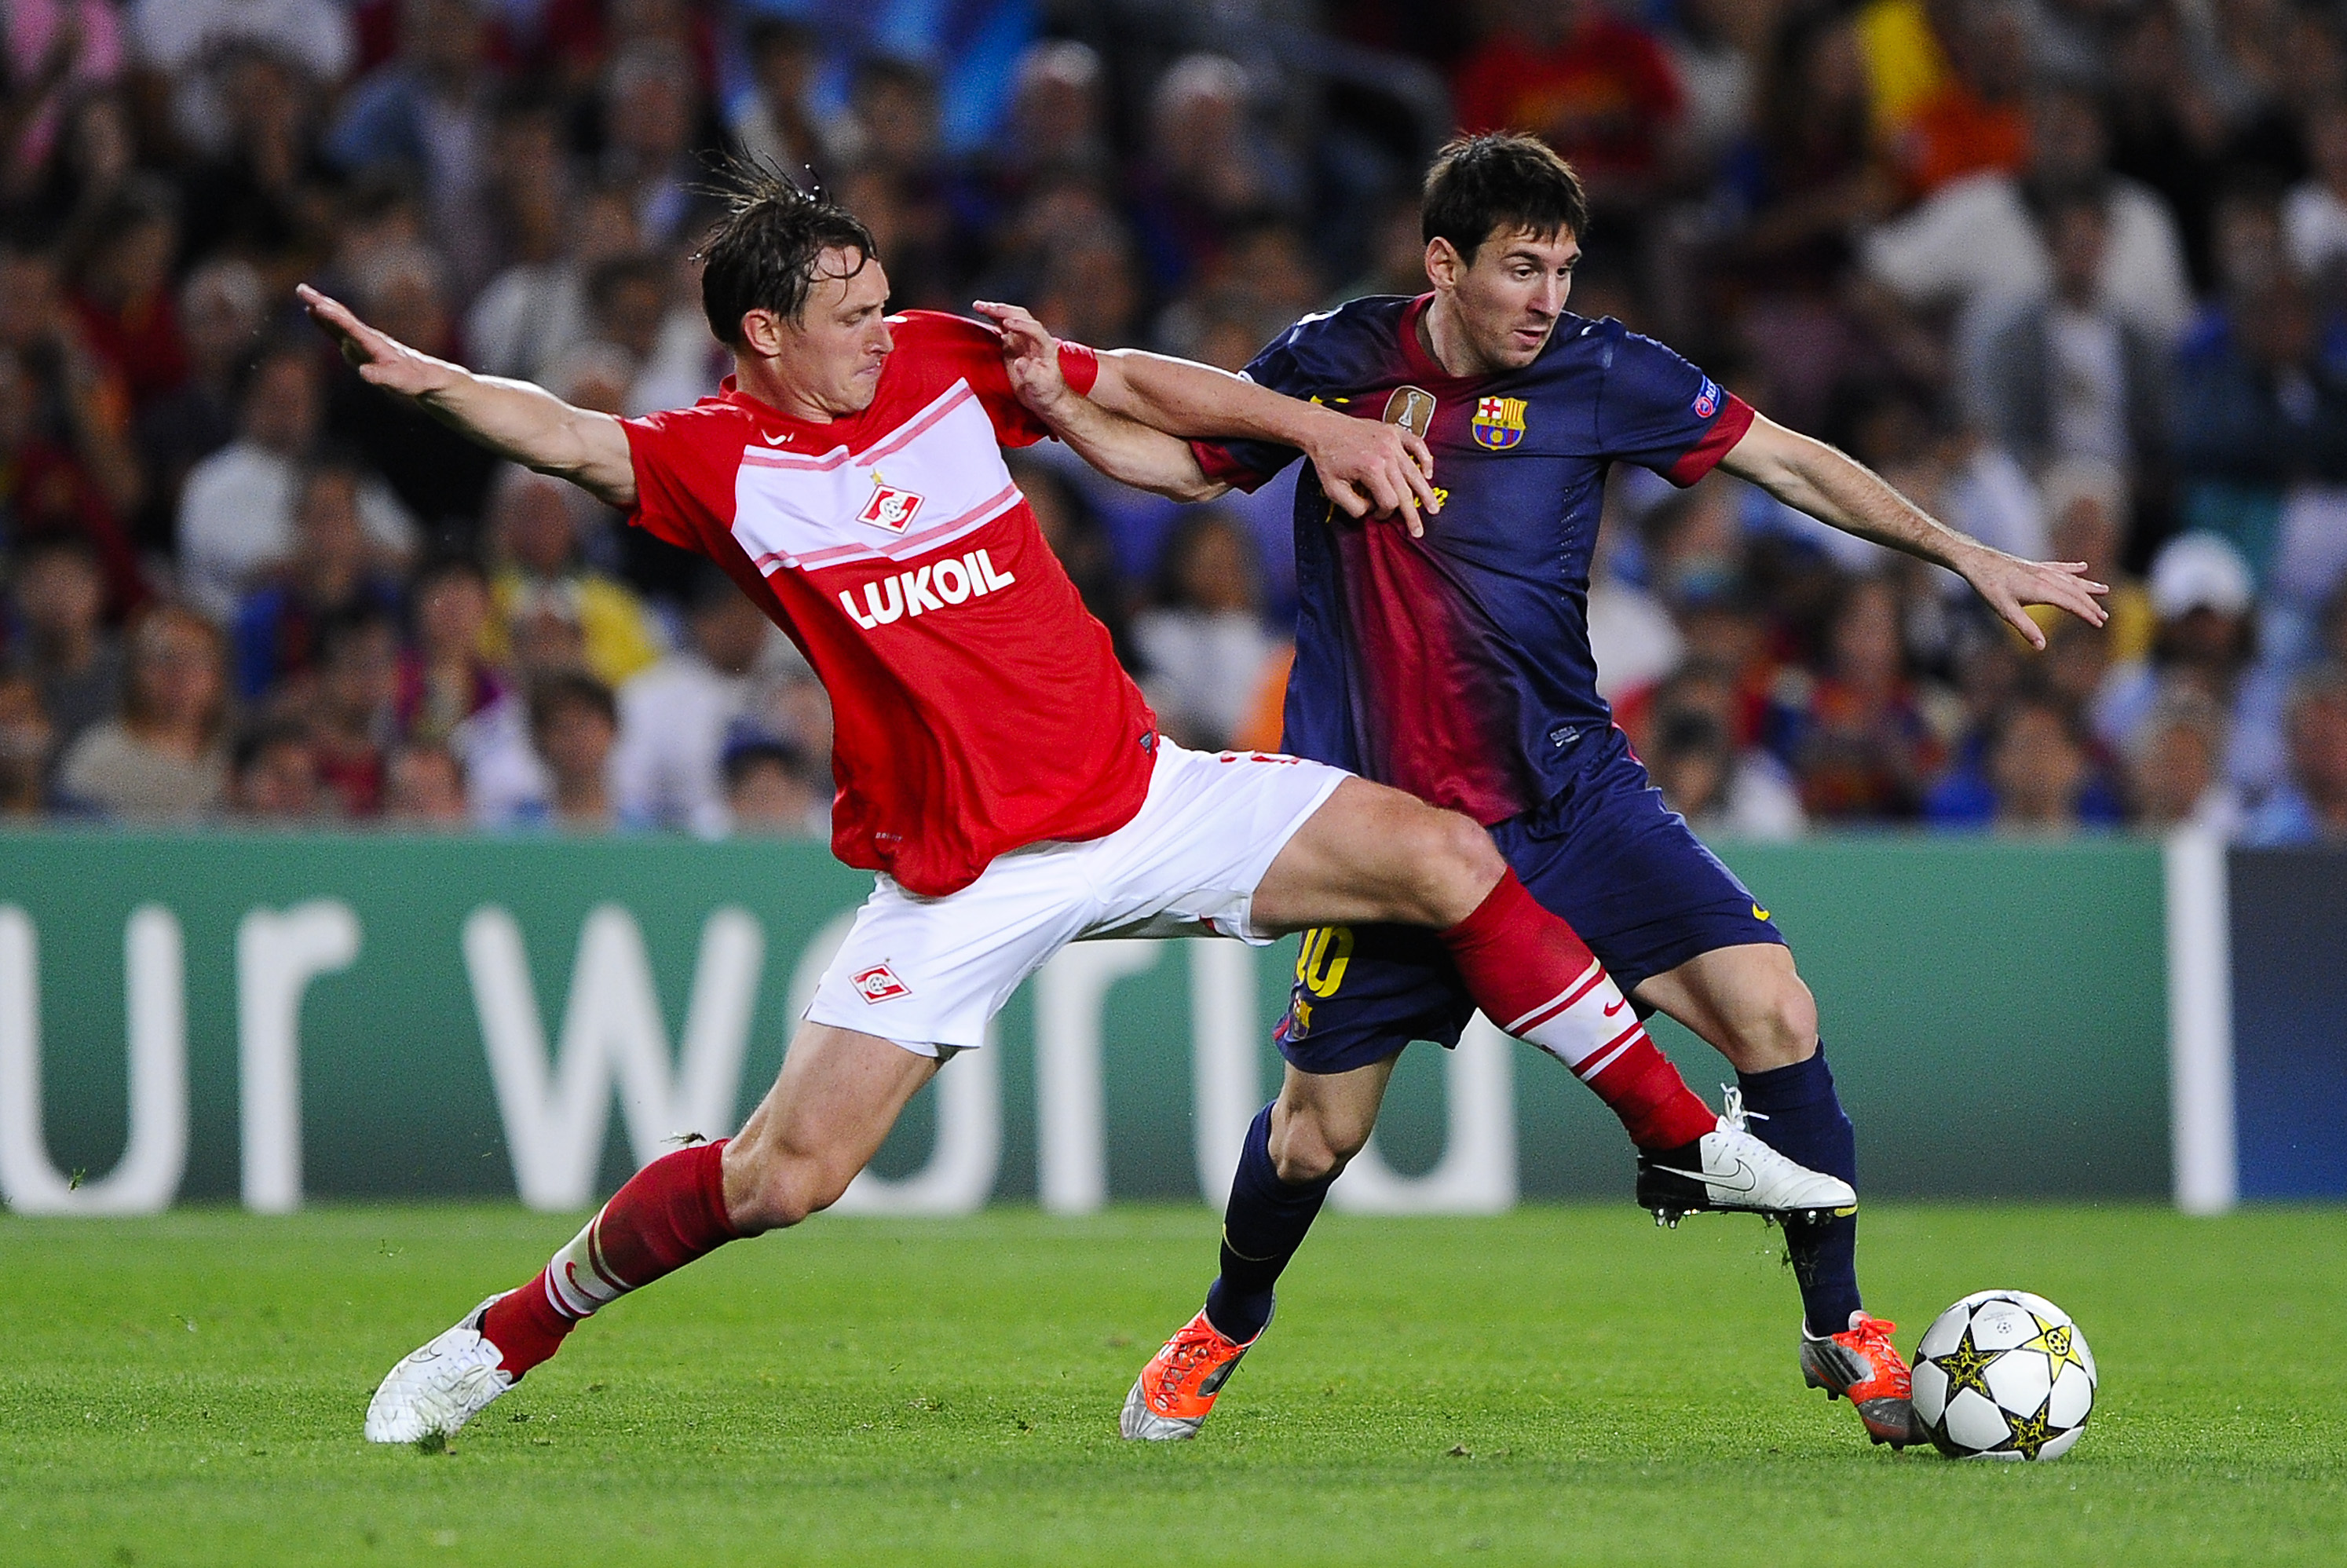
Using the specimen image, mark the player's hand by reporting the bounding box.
[971,299,1076,420]
[296,283,456,400]
[1304,409,1439,537]
[1961,549,2110,650]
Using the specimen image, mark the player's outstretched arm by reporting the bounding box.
[1719,412,2108,650]
[297,284,638,510]
[974,300,1439,534]
[978,302,1231,502]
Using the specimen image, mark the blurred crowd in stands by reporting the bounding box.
[2,0,2344,843]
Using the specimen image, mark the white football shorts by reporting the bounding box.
[806,739,1349,1054]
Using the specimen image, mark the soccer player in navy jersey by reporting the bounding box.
[983,133,2108,1449]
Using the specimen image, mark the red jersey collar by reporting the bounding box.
[718,374,805,419]
[1397,294,1495,390]
[715,374,855,439]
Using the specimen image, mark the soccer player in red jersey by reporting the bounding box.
[317,169,1851,1444]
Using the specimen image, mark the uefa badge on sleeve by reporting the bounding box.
[1471,396,1526,451]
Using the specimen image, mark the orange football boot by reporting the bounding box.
[1119,1308,1263,1440]
[1800,1311,1921,1448]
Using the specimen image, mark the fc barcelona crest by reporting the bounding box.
[1472,395,1527,451]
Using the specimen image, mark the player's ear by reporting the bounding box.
[1424,236,1461,292]
[738,309,789,358]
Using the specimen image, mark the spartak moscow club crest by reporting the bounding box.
[857,475,924,532]
[1471,395,1527,451]
[851,963,911,1002]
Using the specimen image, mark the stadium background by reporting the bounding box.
[0,0,2342,1216]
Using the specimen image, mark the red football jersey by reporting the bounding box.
[622,311,1158,895]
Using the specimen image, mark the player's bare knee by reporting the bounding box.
[1764,970,1819,1054]
[1394,808,1502,927]
[1269,1125,1351,1184]
[1727,970,1818,1068]
[1268,1104,1365,1183]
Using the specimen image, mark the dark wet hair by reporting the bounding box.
[1421,133,1588,264]
[694,160,879,345]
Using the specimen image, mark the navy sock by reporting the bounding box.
[1202,1105,1333,1343]
[1735,1046,1863,1337]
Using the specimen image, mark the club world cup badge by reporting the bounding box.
[1382,386,1436,439]
[1471,395,1527,451]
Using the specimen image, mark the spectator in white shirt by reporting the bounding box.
[1132,510,1282,751]
[175,338,415,619]
[2285,97,2347,291]
[449,586,587,828]
[1642,671,1807,840]
[583,250,723,417]
[1864,82,2193,350]
[1972,187,2171,475]
[610,568,776,836]
[464,175,640,382]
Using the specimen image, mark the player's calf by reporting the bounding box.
[722,1022,944,1232]
[1642,945,1819,1076]
[719,1132,868,1233]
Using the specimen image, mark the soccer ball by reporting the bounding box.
[1910,1290,2097,1460]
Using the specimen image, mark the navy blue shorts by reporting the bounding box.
[1275,727,1785,1075]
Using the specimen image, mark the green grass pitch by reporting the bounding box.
[3,1204,2342,1566]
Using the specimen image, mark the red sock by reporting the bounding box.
[481,1139,740,1378]
[1580,1039,1719,1150]
[1440,872,1716,1150]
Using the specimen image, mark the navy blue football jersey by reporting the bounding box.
[1194,293,1753,824]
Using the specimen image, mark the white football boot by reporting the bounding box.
[364,1294,517,1443]
[1634,1089,1856,1226]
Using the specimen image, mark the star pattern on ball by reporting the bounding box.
[1998,1394,2056,1460]
[2018,1313,2090,1383]
[1932,1324,2004,1401]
